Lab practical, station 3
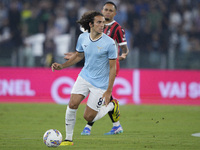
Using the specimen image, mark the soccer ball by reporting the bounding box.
[43,129,62,147]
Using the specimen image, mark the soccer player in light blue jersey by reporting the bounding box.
[51,11,120,146]
[64,2,128,136]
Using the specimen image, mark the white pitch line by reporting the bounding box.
[191,133,200,137]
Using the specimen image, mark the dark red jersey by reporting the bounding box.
[104,21,127,46]
[104,21,127,75]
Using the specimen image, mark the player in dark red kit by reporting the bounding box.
[64,1,129,135]
[103,1,129,76]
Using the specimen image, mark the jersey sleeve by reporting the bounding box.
[76,34,84,52]
[108,41,117,59]
[116,27,127,46]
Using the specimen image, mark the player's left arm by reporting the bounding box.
[119,44,129,61]
[103,59,116,106]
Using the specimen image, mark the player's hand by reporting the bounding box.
[118,53,127,61]
[51,63,63,72]
[102,90,112,106]
[64,52,74,60]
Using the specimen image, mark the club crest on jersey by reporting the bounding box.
[97,46,103,52]
[106,29,110,35]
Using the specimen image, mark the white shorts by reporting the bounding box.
[71,76,106,111]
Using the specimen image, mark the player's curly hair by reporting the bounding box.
[77,11,104,33]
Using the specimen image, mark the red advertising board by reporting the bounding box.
[0,67,200,105]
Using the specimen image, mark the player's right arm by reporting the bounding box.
[64,52,76,60]
[51,52,84,72]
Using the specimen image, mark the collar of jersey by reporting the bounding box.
[105,20,116,26]
[89,34,103,42]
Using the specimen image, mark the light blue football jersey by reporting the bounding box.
[76,32,117,90]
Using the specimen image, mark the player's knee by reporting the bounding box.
[68,102,79,109]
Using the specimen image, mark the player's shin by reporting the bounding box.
[65,106,77,141]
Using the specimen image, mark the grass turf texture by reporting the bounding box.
[0,103,200,150]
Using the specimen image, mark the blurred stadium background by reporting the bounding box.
[0,1,200,149]
[0,0,200,69]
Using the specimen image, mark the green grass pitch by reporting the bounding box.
[0,103,200,150]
